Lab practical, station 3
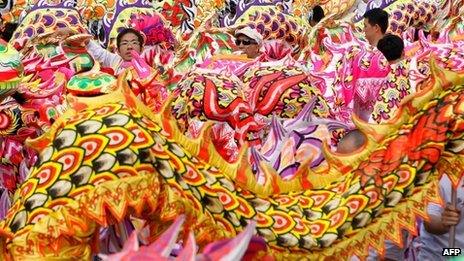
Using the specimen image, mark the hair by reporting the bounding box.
[311,5,325,24]
[11,91,26,105]
[377,34,404,62]
[363,8,389,34]
[116,28,144,49]
[336,129,367,153]
[0,23,19,42]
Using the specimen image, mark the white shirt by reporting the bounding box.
[86,40,123,73]
[418,176,464,260]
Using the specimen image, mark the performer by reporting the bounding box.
[234,26,263,59]
[363,8,389,46]
[417,176,463,260]
[310,5,328,54]
[377,34,404,63]
[347,8,390,122]
[54,27,146,74]
[370,33,429,124]
[87,28,144,68]
[197,25,264,75]
[336,129,366,154]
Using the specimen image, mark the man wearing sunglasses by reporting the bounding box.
[234,26,263,59]
[197,26,264,75]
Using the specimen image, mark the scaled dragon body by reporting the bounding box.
[0,60,463,259]
[0,0,464,260]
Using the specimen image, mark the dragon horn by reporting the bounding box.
[99,231,140,260]
[202,221,257,260]
[147,215,186,257]
[176,231,198,260]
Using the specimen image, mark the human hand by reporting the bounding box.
[63,34,93,47]
[441,204,461,227]
[52,28,78,38]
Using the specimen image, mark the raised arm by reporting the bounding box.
[53,28,122,71]
[86,40,122,70]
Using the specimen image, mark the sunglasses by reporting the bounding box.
[235,39,257,46]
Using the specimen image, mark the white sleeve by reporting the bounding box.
[86,40,122,70]
[428,177,451,216]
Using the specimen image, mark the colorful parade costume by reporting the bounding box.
[0,52,464,259]
[0,40,39,220]
[0,0,464,260]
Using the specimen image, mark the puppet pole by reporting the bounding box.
[448,187,457,248]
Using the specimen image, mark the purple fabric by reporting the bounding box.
[219,0,289,27]
[0,189,11,220]
[29,0,78,12]
[99,218,136,254]
[84,0,153,48]
[353,0,398,22]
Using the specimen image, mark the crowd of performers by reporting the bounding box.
[0,0,463,259]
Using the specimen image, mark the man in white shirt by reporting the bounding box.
[55,27,145,74]
[85,28,144,74]
[417,176,463,260]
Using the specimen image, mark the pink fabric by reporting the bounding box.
[260,40,293,61]
[346,49,390,105]
[198,56,253,77]
[344,49,390,121]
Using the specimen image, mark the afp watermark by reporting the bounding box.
[442,248,462,256]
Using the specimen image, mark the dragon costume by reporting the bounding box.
[0,40,40,220]
[0,0,463,259]
[0,55,463,259]
[100,215,270,260]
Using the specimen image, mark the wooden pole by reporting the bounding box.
[449,187,457,248]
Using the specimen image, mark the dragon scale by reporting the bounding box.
[0,63,463,259]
